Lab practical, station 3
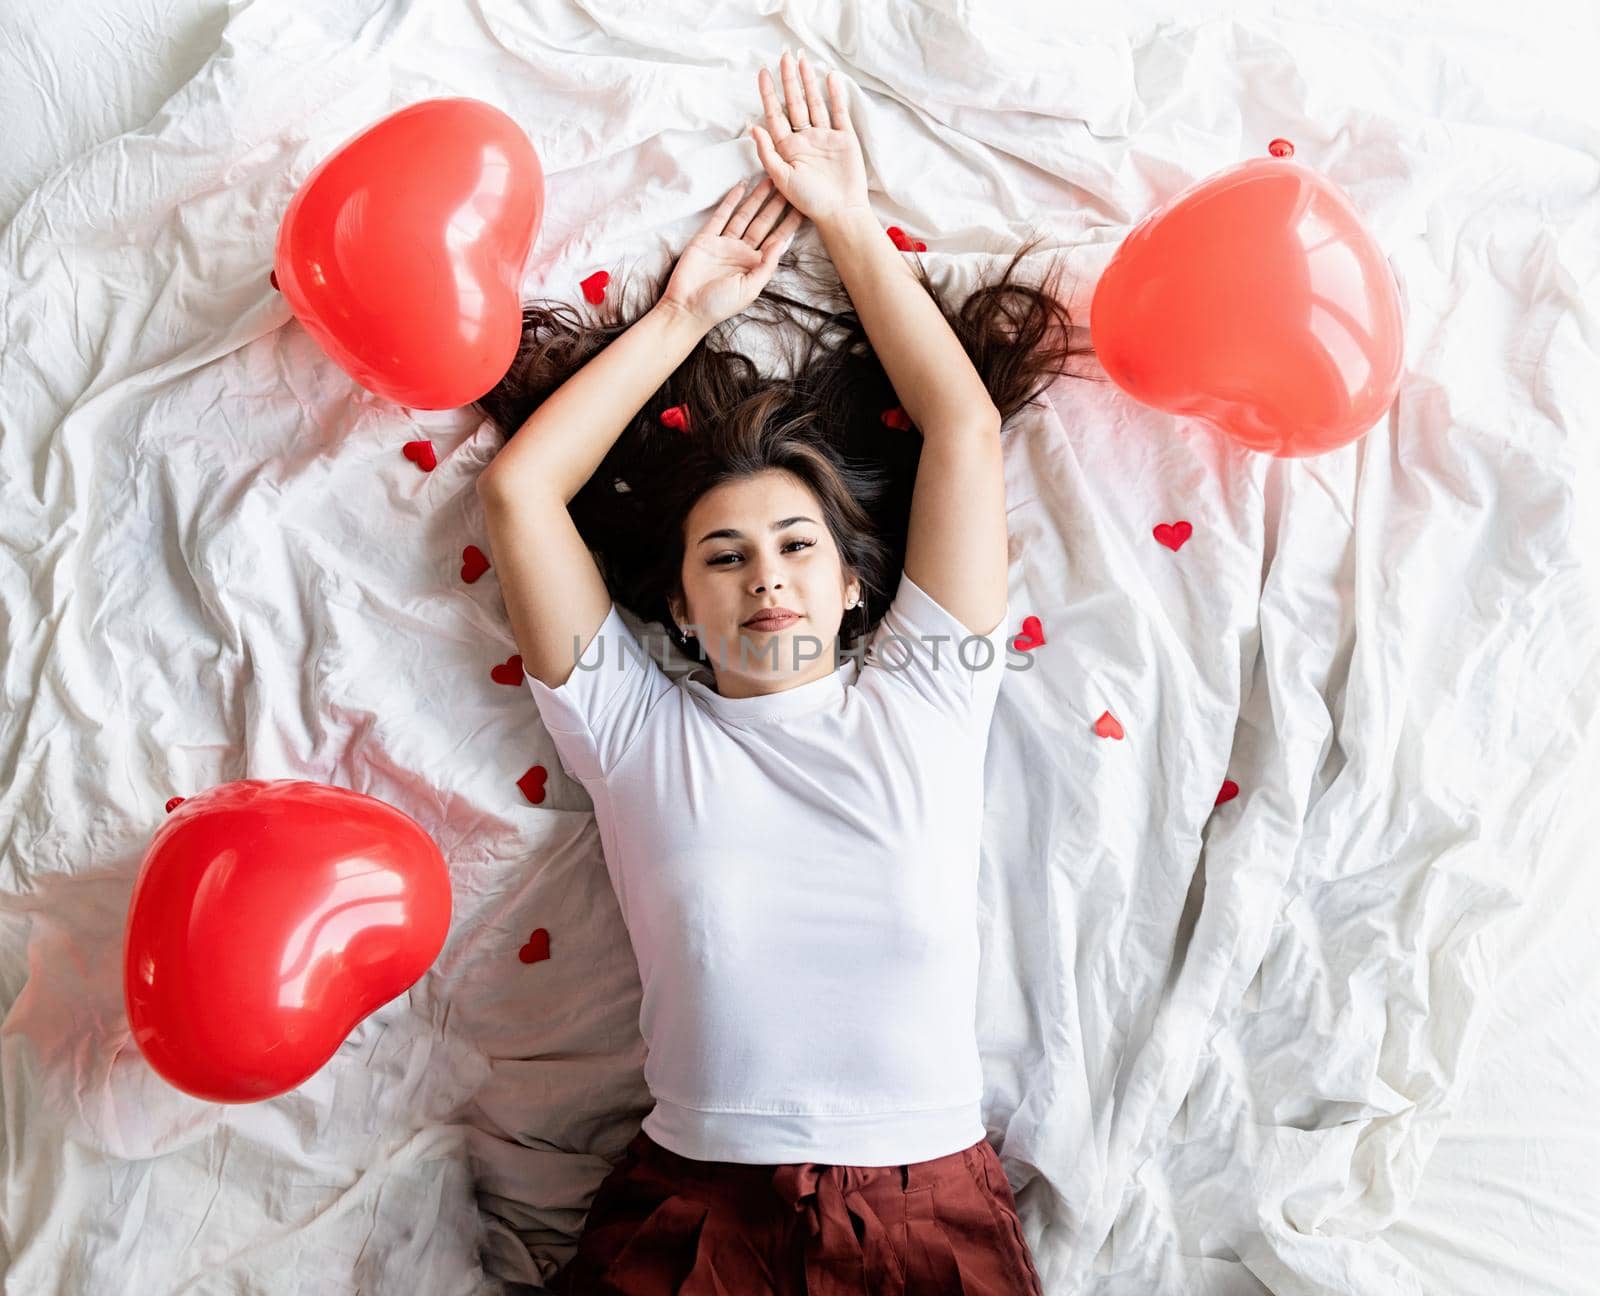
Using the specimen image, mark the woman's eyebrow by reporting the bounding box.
[696,515,818,545]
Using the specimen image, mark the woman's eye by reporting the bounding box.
[709,539,816,566]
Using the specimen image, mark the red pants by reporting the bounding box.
[551,1129,1045,1295]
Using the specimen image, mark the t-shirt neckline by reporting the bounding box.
[683,656,859,724]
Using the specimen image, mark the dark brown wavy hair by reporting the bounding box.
[472,226,1098,668]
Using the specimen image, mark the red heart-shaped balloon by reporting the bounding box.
[275,98,544,410]
[123,779,452,1103]
[1091,156,1404,458]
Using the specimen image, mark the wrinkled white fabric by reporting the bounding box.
[2,1,1597,1294]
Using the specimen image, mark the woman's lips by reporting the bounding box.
[743,612,799,630]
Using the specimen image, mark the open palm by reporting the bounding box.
[748,51,870,226]
[660,176,804,329]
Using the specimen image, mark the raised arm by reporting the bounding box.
[480,171,800,503]
[477,177,801,688]
[817,207,1002,443]
[478,302,708,688]
[752,52,1001,441]
[818,208,1007,638]
[478,300,708,505]
[750,50,1007,637]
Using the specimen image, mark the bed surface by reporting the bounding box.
[3,1,1597,1292]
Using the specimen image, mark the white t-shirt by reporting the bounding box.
[524,571,1012,1166]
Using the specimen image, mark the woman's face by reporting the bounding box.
[671,469,860,698]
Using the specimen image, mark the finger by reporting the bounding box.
[780,50,810,129]
[701,180,749,236]
[726,177,776,239]
[796,52,829,130]
[743,188,792,245]
[757,65,792,142]
[827,70,853,134]
[763,211,804,268]
[777,208,805,248]
[748,122,788,184]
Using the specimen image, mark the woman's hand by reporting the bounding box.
[658,176,805,330]
[748,51,870,228]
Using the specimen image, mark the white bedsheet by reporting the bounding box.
[3,1,1598,1293]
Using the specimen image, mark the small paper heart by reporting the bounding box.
[1012,615,1045,652]
[1093,711,1124,740]
[164,796,186,813]
[461,545,490,583]
[660,404,691,431]
[517,764,548,804]
[1153,521,1193,551]
[880,405,912,431]
[580,270,610,304]
[1214,778,1239,806]
[886,225,910,249]
[403,439,437,472]
[518,928,551,964]
[491,654,525,686]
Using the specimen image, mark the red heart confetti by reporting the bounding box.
[884,225,929,254]
[1154,521,1193,551]
[660,403,692,432]
[403,439,437,472]
[1012,616,1046,652]
[1093,710,1125,740]
[491,654,525,686]
[461,545,490,583]
[165,796,186,813]
[517,764,548,804]
[1215,779,1239,806]
[518,928,552,964]
[580,270,610,304]
[880,405,912,430]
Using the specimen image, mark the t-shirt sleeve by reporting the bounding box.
[523,603,675,783]
[862,570,1011,734]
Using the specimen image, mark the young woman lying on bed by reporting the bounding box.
[475,48,1090,1296]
